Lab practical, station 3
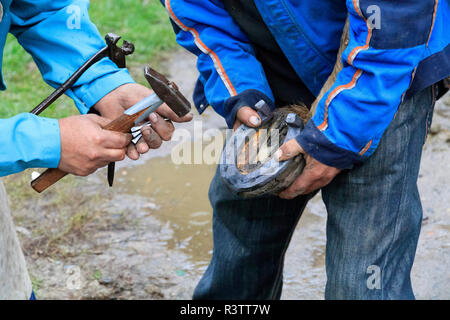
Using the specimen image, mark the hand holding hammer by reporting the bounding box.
[31,66,191,193]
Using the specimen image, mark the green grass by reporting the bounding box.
[30,274,44,295]
[0,0,177,120]
[92,269,102,281]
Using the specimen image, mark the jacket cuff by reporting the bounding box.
[33,117,62,169]
[69,58,135,114]
[296,120,364,169]
[223,89,275,128]
[9,115,62,171]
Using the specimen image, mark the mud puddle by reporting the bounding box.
[112,148,328,300]
[115,158,216,269]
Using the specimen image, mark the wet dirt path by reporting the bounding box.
[7,50,449,299]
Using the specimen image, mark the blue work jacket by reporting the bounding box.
[0,0,134,176]
[163,0,449,168]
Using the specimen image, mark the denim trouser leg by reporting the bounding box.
[193,170,312,299]
[322,87,435,299]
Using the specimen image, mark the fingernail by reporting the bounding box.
[274,149,282,161]
[249,116,261,126]
[150,113,158,123]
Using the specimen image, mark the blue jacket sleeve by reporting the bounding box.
[0,115,61,177]
[296,0,442,169]
[0,0,135,176]
[162,0,275,128]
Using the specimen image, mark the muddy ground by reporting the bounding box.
[4,50,449,299]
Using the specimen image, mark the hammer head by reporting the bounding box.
[144,66,191,117]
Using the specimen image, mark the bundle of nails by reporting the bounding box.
[131,121,152,144]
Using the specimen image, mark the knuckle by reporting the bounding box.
[285,147,296,157]
[145,133,161,148]
[119,150,126,161]
[124,134,132,145]
[92,134,103,145]
[87,150,99,161]
[141,127,151,137]
[281,145,290,156]
[161,133,172,141]
[147,135,162,148]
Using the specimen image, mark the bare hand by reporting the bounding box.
[94,83,193,160]
[275,139,341,199]
[233,106,262,131]
[58,114,131,176]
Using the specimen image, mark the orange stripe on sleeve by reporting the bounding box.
[317,69,363,131]
[347,0,372,65]
[427,0,439,45]
[165,0,237,96]
[317,0,371,132]
[359,139,372,156]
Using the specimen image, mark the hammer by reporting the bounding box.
[30,33,135,188]
[30,66,191,193]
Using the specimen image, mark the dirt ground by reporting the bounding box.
[4,50,449,300]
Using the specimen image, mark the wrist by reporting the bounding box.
[296,120,363,170]
[92,85,127,119]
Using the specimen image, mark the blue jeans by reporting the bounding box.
[193,87,436,300]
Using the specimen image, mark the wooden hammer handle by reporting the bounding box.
[31,168,68,193]
[31,113,141,193]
